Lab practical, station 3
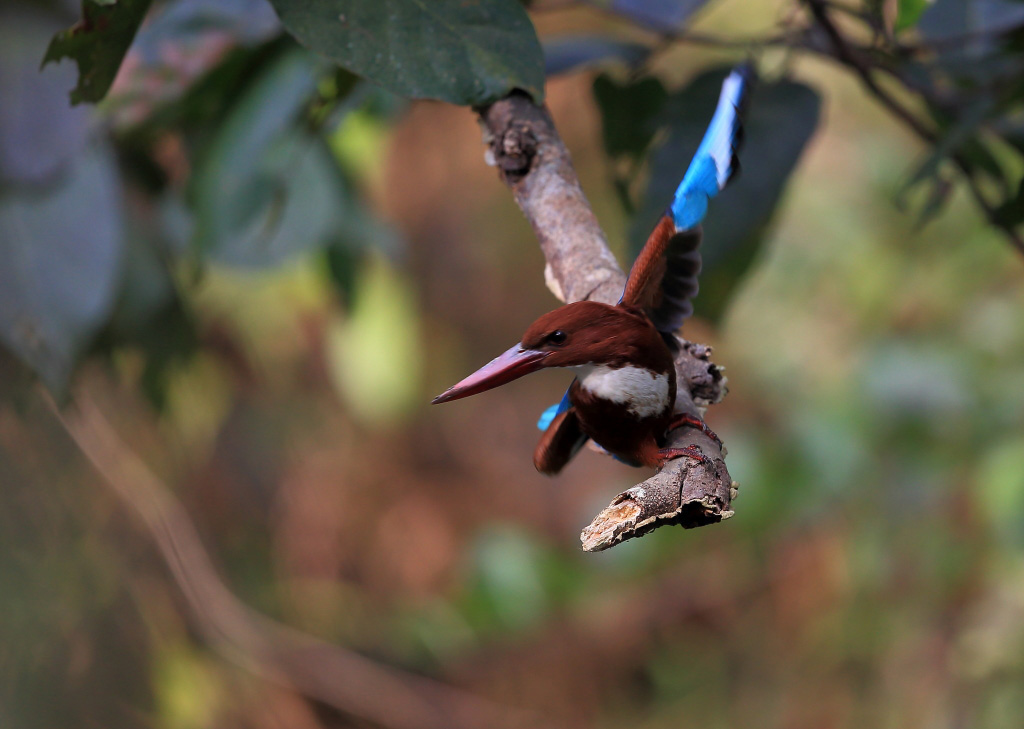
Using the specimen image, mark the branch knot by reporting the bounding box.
[494,121,538,179]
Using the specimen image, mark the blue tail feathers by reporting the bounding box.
[669,64,754,231]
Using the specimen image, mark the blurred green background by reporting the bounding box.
[3,0,1024,728]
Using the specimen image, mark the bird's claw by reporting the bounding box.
[657,445,714,469]
[668,413,722,448]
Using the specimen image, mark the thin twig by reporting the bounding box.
[805,0,1024,257]
[577,0,1024,256]
[655,30,797,50]
[807,0,937,140]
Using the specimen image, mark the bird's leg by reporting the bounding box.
[657,445,715,469]
[667,413,722,448]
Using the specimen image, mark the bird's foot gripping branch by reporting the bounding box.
[475,93,739,552]
[581,340,737,552]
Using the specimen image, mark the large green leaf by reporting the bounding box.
[593,73,669,212]
[993,179,1024,228]
[267,0,545,105]
[1,9,124,391]
[544,36,649,76]
[189,48,357,268]
[631,70,821,321]
[94,197,199,409]
[42,0,154,105]
[0,145,124,391]
[0,10,90,183]
[917,0,1024,87]
[907,98,1009,193]
[919,0,1024,47]
[593,73,668,161]
[124,40,288,139]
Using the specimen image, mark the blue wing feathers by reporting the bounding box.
[670,65,754,230]
[544,66,754,445]
[537,385,573,431]
[537,403,560,431]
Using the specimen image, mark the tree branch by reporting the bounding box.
[52,393,541,729]
[804,0,1024,257]
[578,0,1024,257]
[476,93,736,552]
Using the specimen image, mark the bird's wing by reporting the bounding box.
[620,65,753,333]
[622,219,703,335]
[536,385,573,431]
[533,406,589,475]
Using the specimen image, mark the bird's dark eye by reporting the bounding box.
[547,330,567,345]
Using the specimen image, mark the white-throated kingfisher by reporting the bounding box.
[433,66,753,475]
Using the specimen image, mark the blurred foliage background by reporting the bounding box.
[2,0,1024,727]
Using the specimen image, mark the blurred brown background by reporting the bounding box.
[3,1,1024,728]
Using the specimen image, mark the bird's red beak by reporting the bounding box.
[432,344,552,404]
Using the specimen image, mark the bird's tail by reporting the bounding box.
[669,64,755,231]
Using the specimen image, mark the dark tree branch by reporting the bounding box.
[804,0,1024,257]
[568,0,1024,257]
[476,94,736,552]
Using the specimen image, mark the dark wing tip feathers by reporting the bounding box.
[656,64,754,333]
[733,61,758,94]
[727,152,742,186]
[533,408,588,475]
[723,67,754,187]
[627,63,756,335]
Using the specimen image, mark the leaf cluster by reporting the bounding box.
[3,0,1022,398]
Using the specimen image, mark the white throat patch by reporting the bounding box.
[575,364,670,418]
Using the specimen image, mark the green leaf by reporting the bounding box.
[97,0,283,125]
[914,173,954,229]
[632,70,821,321]
[919,0,1024,46]
[908,99,1005,192]
[98,213,199,409]
[0,8,124,393]
[42,0,154,105]
[896,0,932,31]
[0,10,90,183]
[325,255,421,428]
[593,73,668,160]
[461,526,548,632]
[189,49,345,267]
[129,0,281,57]
[544,36,649,76]
[0,145,124,392]
[203,136,349,267]
[125,40,287,137]
[267,0,545,105]
[978,436,1024,546]
[597,0,711,32]
[993,178,1024,228]
[325,244,363,309]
